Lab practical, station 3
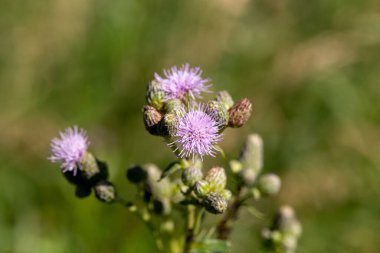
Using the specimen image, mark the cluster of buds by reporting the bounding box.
[190,166,231,214]
[230,133,281,199]
[262,206,302,253]
[127,164,174,215]
[49,126,116,203]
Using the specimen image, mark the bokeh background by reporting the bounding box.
[1,0,380,252]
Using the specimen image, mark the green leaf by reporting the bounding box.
[159,161,182,181]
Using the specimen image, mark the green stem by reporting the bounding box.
[216,185,245,240]
[183,205,196,253]
[115,197,165,253]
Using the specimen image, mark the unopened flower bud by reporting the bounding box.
[95,181,116,203]
[159,113,179,137]
[239,168,258,187]
[215,90,234,111]
[143,105,163,136]
[229,160,243,174]
[258,173,281,197]
[144,163,171,199]
[182,167,203,187]
[146,80,165,110]
[80,152,100,180]
[228,98,252,128]
[205,100,229,127]
[205,166,226,193]
[220,189,232,201]
[275,205,302,236]
[203,192,228,214]
[165,99,185,117]
[194,180,210,198]
[239,134,263,173]
[126,165,147,184]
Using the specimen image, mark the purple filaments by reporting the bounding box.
[174,105,223,159]
[154,64,212,100]
[49,126,89,174]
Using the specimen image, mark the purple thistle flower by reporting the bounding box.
[48,126,89,174]
[174,104,223,159]
[154,64,212,100]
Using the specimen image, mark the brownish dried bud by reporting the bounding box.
[228,98,252,128]
[143,105,162,135]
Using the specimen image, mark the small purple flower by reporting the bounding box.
[49,126,89,174]
[174,105,223,159]
[154,64,211,100]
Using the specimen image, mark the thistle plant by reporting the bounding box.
[49,64,302,253]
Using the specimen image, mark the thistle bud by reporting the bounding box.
[205,166,226,193]
[143,105,163,136]
[126,165,147,184]
[238,168,258,187]
[258,173,281,197]
[274,205,302,236]
[165,99,185,117]
[228,98,252,128]
[94,181,116,203]
[220,189,232,201]
[194,180,210,198]
[181,167,203,187]
[205,100,229,127]
[203,192,228,214]
[144,163,171,199]
[146,80,165,110]
[239,134,263,173]
[215,90,234,111]
[80,152,100,180]
[159,113,179,137]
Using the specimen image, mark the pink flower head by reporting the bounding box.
[154,64,212,101]
[49,126,89,174]
[174,104,223,159]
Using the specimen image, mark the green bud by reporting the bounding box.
[205,166,226,193]
[181,167,203,187]
[159,113,179,137]
[144,163,171,199]
[165,99,185,117]
[143,105,163,136]
[203,192,228,214]
[94,181,116,203]
[80,152,100,180]
[258,173,281,197]
[215,90,234,111]
[229,160,243,174]
[205,100,229,127]
[239,168,258,187]
[239,134,263,173]
[146,80,165,110]
[194,180,210,198]
[126,165,147,184]
[220,189,232,201]
[275,205,302,236]
[228,98,252,128]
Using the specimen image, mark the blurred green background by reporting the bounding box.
[1,0,380,252]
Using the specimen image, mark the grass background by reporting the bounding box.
[1,0,380,252]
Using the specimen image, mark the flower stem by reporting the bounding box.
[115,197,165,252]
[183,205,196,253]
[216,185,245,240]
